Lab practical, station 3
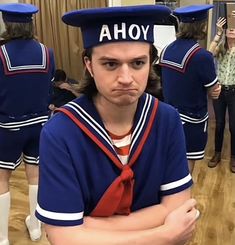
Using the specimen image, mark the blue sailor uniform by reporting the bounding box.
[159,39,218,159]
[36,94,192,226]
[0,39,55,169]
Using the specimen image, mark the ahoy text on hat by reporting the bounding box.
[62,5,171,49]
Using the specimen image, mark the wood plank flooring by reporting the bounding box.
[8,118,235,245]
[9,168,49,245]
[188,118,235,245]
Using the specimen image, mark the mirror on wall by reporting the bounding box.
[226,2,235,29]
[211,1,235,39]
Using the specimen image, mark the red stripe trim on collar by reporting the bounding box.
[129,99,159,166]
[57,107,123,169]
[0,45,50,75]
[159,47,201,73]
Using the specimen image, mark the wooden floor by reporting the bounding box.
[8,118,235,245]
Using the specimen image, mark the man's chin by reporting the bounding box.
[113,97,138,107]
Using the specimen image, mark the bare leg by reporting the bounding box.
[188,160,195,174]
[24,164,41,241]
[0,169,12,245]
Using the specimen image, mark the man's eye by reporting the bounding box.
[132,60,145,69]
[103,62,117,70]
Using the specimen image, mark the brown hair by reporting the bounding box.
[176,19,207,40]
[0,21,35,41]
[73,44,160,98]
[216,36,229,59]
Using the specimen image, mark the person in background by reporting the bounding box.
[159,5,221,173]
[0,3,55,245]
[208,17,235,173]
[54,68,78,85]
[36,5,199,245]
[49,69,77,112]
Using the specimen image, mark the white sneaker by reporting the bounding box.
[0,239,9,245]
[25,215,41,241]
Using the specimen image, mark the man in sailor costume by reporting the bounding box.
[159,5,221,173]
[36,5,199,245]
[0,3,55,245]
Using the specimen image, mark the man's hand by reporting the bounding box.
[164,198,199,245]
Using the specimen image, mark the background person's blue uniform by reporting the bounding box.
[0,38,55,169]
[0,3,55,244]
[159,5,218,160]
[160,39,217,159]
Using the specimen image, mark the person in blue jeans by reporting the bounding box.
[208,17,235,173]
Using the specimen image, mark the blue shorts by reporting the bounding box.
[183,120,208,160]
[0,124,42,170]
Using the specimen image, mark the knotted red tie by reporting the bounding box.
[91,165,134,217]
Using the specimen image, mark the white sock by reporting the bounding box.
[0,192,10,242]
[28,185,40,230]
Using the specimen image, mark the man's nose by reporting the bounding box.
[117,64,133,84]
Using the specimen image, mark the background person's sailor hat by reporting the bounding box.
[62,5,171,49]
[0,3,38,23]
[173,4,214,23]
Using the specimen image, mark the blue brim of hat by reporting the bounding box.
[173,4,213,23]
[0,3,38,14]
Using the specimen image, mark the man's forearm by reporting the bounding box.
[46,224,171,245]
[45,197,198,245]
[84,204,168,231]
[84,189,192,231]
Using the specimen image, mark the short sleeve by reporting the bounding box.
[160,109,193,196]
[36,123,84,226]
[196,50,218,88]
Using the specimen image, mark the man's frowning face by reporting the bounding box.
[84,41,151,107]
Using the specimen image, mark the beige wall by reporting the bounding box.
[120,0,154,6]
[0,0,18,3]
[108,0,154,7]
[108,0,121,6]
[0,0,18,33]
[180,0,208,6]
[0,0,19,34]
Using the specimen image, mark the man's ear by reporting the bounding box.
[84,56,94,77]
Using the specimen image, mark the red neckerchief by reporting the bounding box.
[56,99,158,216]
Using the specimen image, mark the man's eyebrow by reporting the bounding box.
[131,55,149,60]
[98,55,148,61]
[98,56,118,61]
